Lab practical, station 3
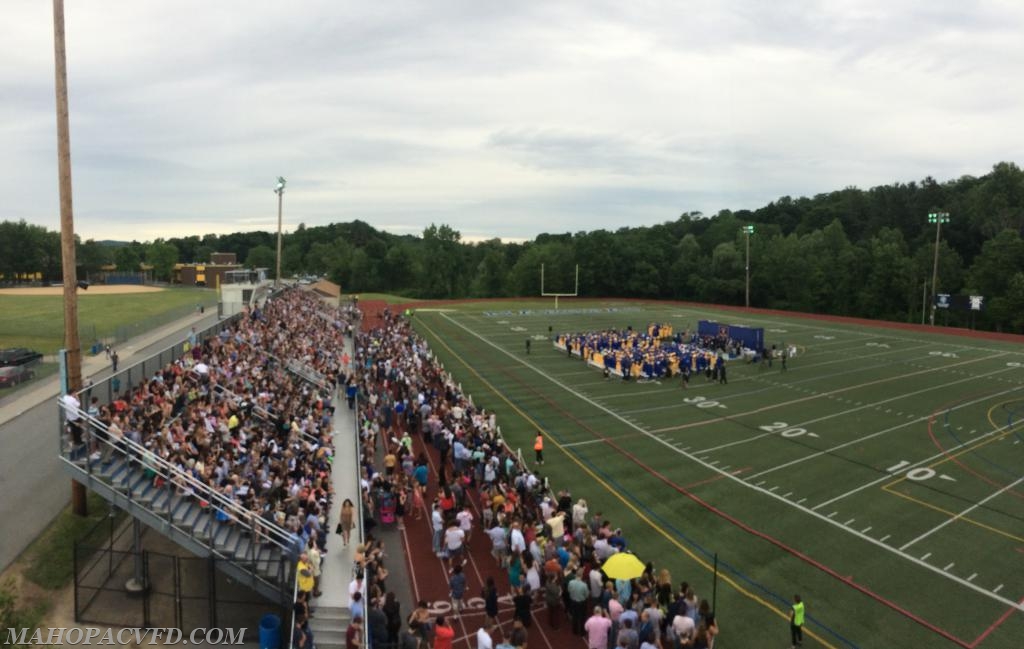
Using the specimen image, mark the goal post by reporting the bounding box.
[540,263,579,310]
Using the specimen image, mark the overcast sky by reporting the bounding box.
[3,1,1022,243]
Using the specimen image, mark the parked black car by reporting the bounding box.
[0,348,43,367]
[0,364,35,388]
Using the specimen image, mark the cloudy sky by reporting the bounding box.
[3,1,1022,243]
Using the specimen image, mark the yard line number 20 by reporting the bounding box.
[759,421,816,438]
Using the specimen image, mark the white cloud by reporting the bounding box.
[2,0,1022,242]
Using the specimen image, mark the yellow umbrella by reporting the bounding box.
[601,552,646,580]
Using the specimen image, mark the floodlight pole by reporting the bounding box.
[274,177,286,287]
[742,225,754,308]
[927,212,949,326]
[53,0,87,516]
[921,281,928,325]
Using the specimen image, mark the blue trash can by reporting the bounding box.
[259,613,281,649]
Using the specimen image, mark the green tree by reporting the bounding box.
[146,240,179,282]
[380,243,416,291]
[856,228,915,320]
[77,239,112,278]
[113,245,142,273]
[244,244,276,270]
[418,224,464,298]
[469,240,509,298]
[968,229,1024,330]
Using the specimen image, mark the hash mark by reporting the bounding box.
[921,552,931,561]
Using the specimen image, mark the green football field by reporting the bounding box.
[408,299,1024,649]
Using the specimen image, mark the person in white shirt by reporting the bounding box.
[672,613,695,645]
[348,575,363,601]
[589,566,605,600]
[456,505,474,545]
[476,625,493,649]
[432,504,445,557]
[486,523,508,566]
[509,522,526,554]
[444,522,466,566]
[62,393,83,445]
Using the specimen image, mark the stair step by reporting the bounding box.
[234,537,253,563]
[306,629,344,647]
[178,502,201,528]
[193,509,213,539]
[100,458,128,481]
[151,488,172,512]
[169,494,192,520]
[311,607,349,623]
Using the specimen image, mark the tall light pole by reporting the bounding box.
[274,177,286,287]
[742,224,755,308]
[927,211,949,326]
[53,0,87,516]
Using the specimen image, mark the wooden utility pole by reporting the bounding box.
[53,0,87,516]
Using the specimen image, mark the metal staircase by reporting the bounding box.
[59,407,299,606]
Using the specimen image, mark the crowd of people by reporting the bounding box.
[65,290,724,649]
[555,324,734,383]
[342,310,720,649]
[63,289,361,649]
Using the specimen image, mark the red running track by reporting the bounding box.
[395,433,587,649]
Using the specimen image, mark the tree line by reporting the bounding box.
[2,161,1022,332]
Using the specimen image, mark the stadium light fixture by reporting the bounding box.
[274,177,286,287]
[927,212,949,326]
[742,225,755,307]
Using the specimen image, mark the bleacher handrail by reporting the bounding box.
[207,383,322,447]
[65,403,298,555]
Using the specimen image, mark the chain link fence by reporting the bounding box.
[74,514,287,639]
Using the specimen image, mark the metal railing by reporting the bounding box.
[60,404,298,598]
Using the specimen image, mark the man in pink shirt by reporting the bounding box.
[585,606,612,649]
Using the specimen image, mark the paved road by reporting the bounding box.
[0,312,220,571]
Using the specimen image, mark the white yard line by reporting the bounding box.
[651,353,1006,435]
[745,383,1020,481]
[438,312,1024,611]
[561,438,607,448]
[811,409,1022,510]
[899,475,1024,551]
[697,365,1010,454]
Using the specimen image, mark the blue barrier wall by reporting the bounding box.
[697,320,764,351]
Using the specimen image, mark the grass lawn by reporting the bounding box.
[0,287,217,355]
[24,492,115,590]
[412,299,1024,649]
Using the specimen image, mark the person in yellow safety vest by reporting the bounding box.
[534,432,544,466]
[790,594,805,648]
